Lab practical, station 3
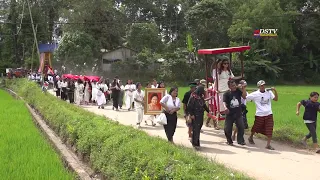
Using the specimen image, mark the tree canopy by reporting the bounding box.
[0,0,319,83]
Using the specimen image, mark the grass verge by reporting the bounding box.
[5,79,251,179]
[0,89,75,180]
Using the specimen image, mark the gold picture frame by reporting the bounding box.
[144,88,166,115]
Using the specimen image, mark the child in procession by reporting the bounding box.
[97,88,106,109]
[134,82,145,128]
[296,92,320,153]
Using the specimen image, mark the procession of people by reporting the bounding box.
[27,59,320,154]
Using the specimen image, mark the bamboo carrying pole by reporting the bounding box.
[30,25,38,72]
[27,0,40,61]
[27,0,43,83]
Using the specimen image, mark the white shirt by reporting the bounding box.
[241,91,249,105]
[160,94,181,111]
[246,90,275,116]
[151,84,158,88]
[61,81,68,88]
[99,83,108,92]
[212,70,234,92]
[57,80,62,88]
[125,84,136,97]
[134,90,145,109]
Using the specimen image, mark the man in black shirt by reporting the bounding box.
[223,80,247,146]
[182,82,197,139]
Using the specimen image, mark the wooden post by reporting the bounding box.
[229,53,232,68]
[205,55,208,88]
[240,52,244,78]
[30,24,37,72]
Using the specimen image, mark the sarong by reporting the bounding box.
[251,114,274,138]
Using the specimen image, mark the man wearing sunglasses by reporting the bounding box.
[246,80,278,150]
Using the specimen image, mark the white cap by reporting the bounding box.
[257,80,266,87]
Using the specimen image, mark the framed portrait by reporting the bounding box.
[144,88,166,115]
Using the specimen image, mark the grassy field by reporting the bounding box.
[0,90,75,180]
[175,85,319,146]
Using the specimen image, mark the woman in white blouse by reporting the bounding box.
[212,59,234,115]
[160,87,181,143]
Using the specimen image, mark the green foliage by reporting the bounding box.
[6,79,251,180]
[55,31,97,73]
[0,90,75,179]
[127,23,163,52]
[186,0,233,48]
[1,0,320,83]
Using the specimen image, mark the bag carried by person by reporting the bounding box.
[156,113,167,125]
[185,94,194,123]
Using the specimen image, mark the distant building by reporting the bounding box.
[101,47,137,72]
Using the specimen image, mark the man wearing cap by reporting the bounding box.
[246,80,278,150]
[182,82,198,140]
[194,79,200,87]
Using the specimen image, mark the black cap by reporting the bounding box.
[188,82,197,87]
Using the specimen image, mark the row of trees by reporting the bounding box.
[0,0,319,84]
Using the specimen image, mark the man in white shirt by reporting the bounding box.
[60,78,68,101]
[151,79,158,88]
[134,82,145,128]
[246,80,278,150]
[125,80,136,111]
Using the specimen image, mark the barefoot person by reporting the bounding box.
[246,80,278,150]
[223,80,247,146]
[296,92,320,153]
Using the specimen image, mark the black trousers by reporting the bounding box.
[56,88,61,97]
[224,114,245,144]
[306,122,317,143]
[68,92,74,103]
[61,88,67,100]
[192,114,204,147]
[112,91,119,109]
[163,112,177,142]
[118,91,124,107]
[241,104,249,129]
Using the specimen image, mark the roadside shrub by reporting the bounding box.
[5,79,251,180]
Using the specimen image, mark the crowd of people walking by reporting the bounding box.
[28,59,320,154]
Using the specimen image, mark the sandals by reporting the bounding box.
[213,121,220,130]
[301,140,307,147]
[316,149,320,154]
[266,145,275,150]
[248,137,255,144]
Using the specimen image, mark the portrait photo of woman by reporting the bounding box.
[144,88,166,115]
[148,93,162,111]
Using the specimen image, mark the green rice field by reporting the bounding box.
[0,90,75,179]
[175,85,320,146]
